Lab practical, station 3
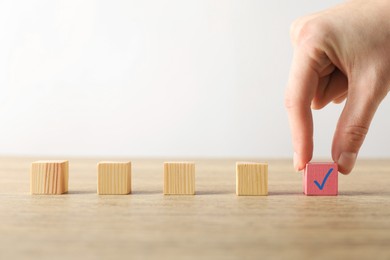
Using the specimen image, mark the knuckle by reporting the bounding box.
[284,95,299,110]
[344,125,369,149]
[290,18,304,43]
[292,17,332,49]
[285,92,312,111]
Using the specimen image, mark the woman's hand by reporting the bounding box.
[285,0,390,174]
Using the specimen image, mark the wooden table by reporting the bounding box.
[1,157,390,259]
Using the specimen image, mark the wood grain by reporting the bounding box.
[97,161,131,195]
[30,160,68,194]
[164,162,195,195]
[236,162,268,196]
[1,157,390,260]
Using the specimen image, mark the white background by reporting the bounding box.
[0,0,389,158]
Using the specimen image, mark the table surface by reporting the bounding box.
[1,157,390,260]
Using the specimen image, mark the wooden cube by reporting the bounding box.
[236,162,268,196]
[164,162,195,195]
[97,162,131,195]
[303,162,338,196]
[30,160,69,195]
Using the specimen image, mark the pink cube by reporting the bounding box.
[303,162,338,196]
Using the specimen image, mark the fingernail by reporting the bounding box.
[338,152,357,174]
[293,152,300,172]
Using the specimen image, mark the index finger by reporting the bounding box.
[285,46,319,171]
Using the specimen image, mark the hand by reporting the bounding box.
[285,0,390,174]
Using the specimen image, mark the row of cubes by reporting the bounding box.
[30,161,338,196]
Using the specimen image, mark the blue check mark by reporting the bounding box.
[314,168,334,190]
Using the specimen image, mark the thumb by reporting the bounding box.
[332,84,382,174]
